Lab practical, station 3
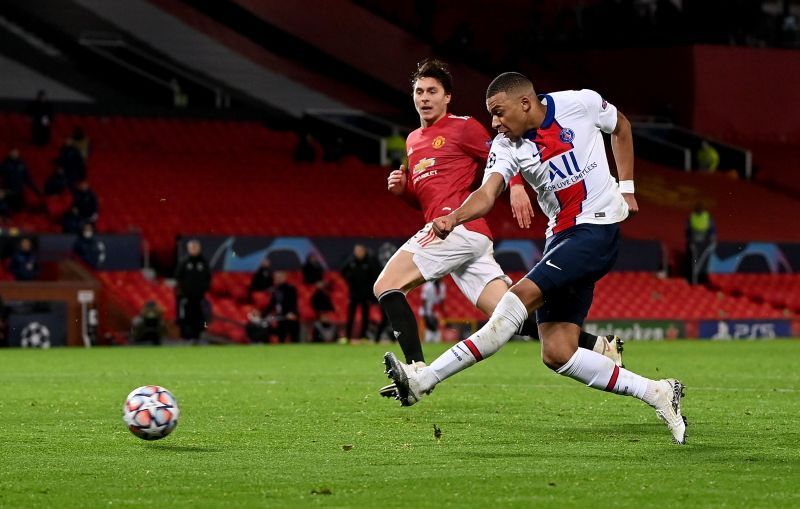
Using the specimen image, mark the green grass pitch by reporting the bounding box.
[1,340,799,508]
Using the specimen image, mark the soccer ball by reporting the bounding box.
[123,385,180,440]
[21,322,51,349]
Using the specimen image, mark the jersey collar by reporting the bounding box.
[523,94,555,140]
[539,94,556,129]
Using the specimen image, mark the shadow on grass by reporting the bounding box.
[148,443,222,453]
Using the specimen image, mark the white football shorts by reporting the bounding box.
[397,223,511,305]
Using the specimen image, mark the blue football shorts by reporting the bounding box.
[526,223,620,326]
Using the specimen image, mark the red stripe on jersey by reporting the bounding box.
[605,365,620,392]
[533,122,573,162]
[463,339,483,361]
[553,180,587,234]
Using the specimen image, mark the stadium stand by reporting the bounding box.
[98,269,425,343]
[6,111,796,266]
[97,268,795,344]
[591,272,789,320]
[709,274,800,314]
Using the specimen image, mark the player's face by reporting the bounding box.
[487,92,528,140]
[413,77,451,127]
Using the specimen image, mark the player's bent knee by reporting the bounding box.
[541,346,574,371]
[541,352,563,371]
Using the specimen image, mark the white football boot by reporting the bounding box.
[383,353,427,406]
[652,379,688,445]
[603,335,625,367]
[379,361,426,399]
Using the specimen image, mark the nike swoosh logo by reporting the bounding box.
[393,331,401,338]
[545,259,562,270]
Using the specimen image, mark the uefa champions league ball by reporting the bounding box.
[21,322,51,349]
[123,385,180,440]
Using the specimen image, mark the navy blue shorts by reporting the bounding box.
[526,223,620,326]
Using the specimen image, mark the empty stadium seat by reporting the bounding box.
[590,272,790,320]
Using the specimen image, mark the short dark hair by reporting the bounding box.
[411,59,453,94]
[486,72,533,100]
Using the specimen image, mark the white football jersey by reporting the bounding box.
[485,89,629,237]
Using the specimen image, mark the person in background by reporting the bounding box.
[27,90,53,146]
[9,237,39,281]
[71,181,99,225]
[341,243,381,342]
[170,78,188,108]
[245,309,270,343]
[419,279,446,343]
[62,206,83,234]
[302,253,325,286]
[385,128,407,168]
[311,280,334,318]
[248,255,274,301]
[44,166,69,196]
[57,137,87,187]
[1,149,40,213]
[73,222,105,269]
[70,127,91,161]
[310,280,337,343]
[686,202,717,284]
[697,141,720,172]
[312,313,338,343]
[174,239,211,340]
[130,300,168,345]
[263,271,299,343]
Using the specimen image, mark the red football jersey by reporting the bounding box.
[404,114,493,239]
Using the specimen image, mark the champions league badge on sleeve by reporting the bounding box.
[559,128,575,143]
[487,152,496,168]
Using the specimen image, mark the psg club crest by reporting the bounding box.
[487,152,496,168]
[432,136,446,149]
[559,128,575,143]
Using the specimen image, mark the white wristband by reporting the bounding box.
[619,180,635,194]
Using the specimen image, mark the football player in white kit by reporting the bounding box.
[383,72,687,445]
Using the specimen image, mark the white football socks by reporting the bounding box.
[417,292,529,393]
[556,348,651,401]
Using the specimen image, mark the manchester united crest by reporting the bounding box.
[432,136,446,149]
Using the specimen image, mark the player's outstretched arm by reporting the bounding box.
[432,173,505,238]
[611,111,638,216]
